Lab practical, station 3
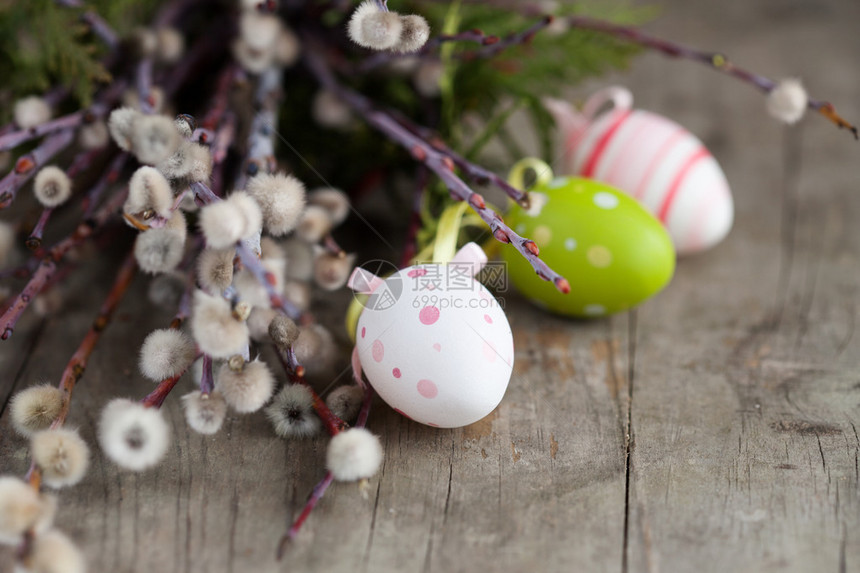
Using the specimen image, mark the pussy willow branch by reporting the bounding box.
[387,107,530,207]
[191,180,304,319]
[0,184,128,340]
[0,130,75,210]
[51,251,137,424]
[356,29,501,74]
[0,80,126,152]
[277,350,376,556]
[283,346,348,435]
[54,0,119,49]
[235,66,283,190]
[456,15,552,61]
[20,250,135,517]
[26,146,114,250]
[305,44,570,293]
[560,15,857,139]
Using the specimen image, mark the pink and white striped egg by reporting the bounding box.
[545,86,733,255]
[348,243,513,428]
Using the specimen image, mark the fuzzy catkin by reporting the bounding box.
[274,25,301,67]
[293,324,338,375]
[394,14,431,53]
[158,141,212,182]
[31,429,90,488]
[197,248,235,293]
[125,166,173,219]
[308,188,351,226]
[326,428,384,481]
[283,238,315,281]
[139,329,197,381]
[312,90,353,129]
[13,96,51,129]
[198,192,262,249]
[348,1,401,50]
[108,107,142,151]
[189,290,250,359]
[21,528,86,573]
[78,120,110,150]
[156,27,185,64]
[131,114,182,165]
[134,217,187,275]
[767,78,808,124]
[295,205,333,243]
[265,384,321,438]
[216,360,275,413]
[325,385,364,423]
[245,173,307,236]
[269,314,300,348]
[9,384,64,436]
[247,307,279,342]
[33,166,72,208]
[313,252,356,291]
[0,476,47,545]
[181,391,227,435]
[98,398,171,471]
[239,11,281,51]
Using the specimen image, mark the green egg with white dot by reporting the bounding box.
[503,160,676,318]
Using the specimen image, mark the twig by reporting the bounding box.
[53,251,137,427]
[356,29,500,74]
[276,471,334,557]
[26,147,115,250]
[563,15,857,139]
[19,250,135,512]
[0,130,75,210]
[273,345,347,435]
[0,185,128,340]
[304,44,570,293]
[0,80,125,151]
[456,16,552,61]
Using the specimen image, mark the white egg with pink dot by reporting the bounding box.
[348,243,514,428]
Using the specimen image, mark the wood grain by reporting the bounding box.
[2,0,860,571]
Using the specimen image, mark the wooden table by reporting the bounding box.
[2,0,859,571]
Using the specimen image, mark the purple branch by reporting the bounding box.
[199,354,215,395]
[0,184,127,340]
[0,113,83,152]
[388,109,529,207]
[356,29,500,74]
[276,471,335,558]
[456,16,552,61]
[82,10,119,49]
[26,209,54,251]
[0,80,125,152]
[54,0,118,49]
[304,45,570,293]
[0,130,75,210]
[564,15,857,139]
[191,180,303,319]
[82,153,128,217]
[235,67,282,189]
[137,59,156,115]
[235,242,302,319]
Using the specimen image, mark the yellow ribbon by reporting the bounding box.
[507,157,554,193]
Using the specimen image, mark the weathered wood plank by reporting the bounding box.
[3,0,860,572]
[621,1,860,571]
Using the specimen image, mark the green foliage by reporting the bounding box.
[0,0,159,115]
[414,1,652,152]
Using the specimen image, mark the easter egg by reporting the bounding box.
[348,243,514,428]
[545,86,733,255]
[503,174,675,318]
